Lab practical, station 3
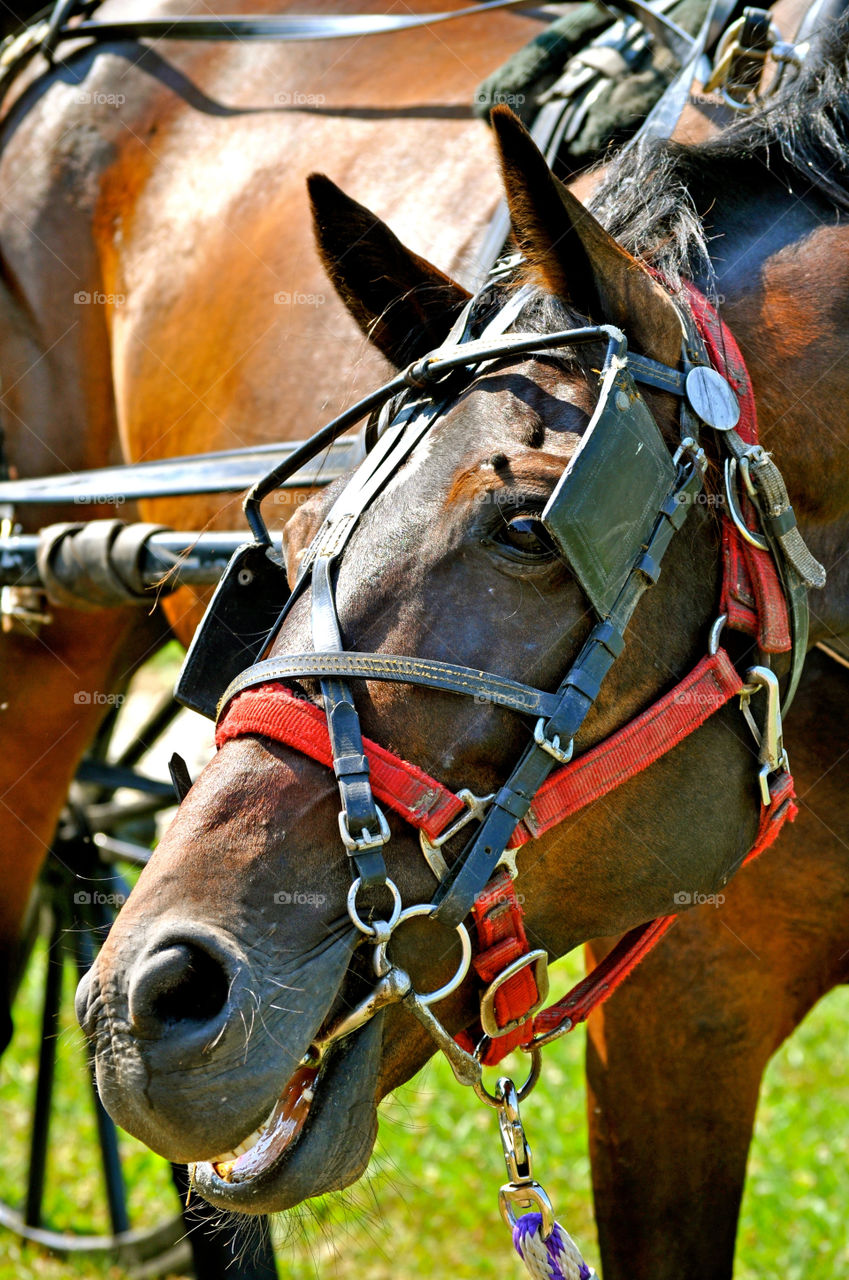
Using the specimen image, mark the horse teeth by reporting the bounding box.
[210,1125,264,1163]
[209,1081,313,1166]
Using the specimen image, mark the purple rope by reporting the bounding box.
[512,1213,592,1280]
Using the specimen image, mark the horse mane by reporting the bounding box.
[588,11,849,290]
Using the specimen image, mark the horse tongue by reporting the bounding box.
[213,1064,318,1183]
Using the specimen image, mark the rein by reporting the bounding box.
[3,0,690,58]
[211,280,817,1072]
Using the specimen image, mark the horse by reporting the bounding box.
[75,12,849,1274]
[0,0,546,1049]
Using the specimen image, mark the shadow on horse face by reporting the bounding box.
[78,110,762,1214]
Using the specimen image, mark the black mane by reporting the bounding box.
[588,12,849,288]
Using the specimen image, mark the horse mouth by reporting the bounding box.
[205,1060,319,1184]
[190,1010,384,1212]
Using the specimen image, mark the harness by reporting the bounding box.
[191,275,823,1070]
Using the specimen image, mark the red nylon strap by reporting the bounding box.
[465,769,797,1062]
[523,648,743,838]
[216,651,744,851]
[743,770,797,865]
[215,683,466,842]
[455,870,540,1064]
[682,283,791,653]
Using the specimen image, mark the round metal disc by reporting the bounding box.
[685,365,740,431]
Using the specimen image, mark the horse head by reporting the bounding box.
[77,109,774,1215]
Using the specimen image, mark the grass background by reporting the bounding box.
[1,942,848,1280]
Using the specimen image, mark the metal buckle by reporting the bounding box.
[337,803,391,853]
[740,666,790,805]
[724,457,769,551]
[533,718,574,765]
[419,789,495,883]
[479,949,550,1040]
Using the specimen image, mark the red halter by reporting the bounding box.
[216,291,797,1065]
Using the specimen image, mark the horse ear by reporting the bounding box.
[308,173,471,367]
[490,106,683,366]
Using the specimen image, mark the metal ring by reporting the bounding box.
[383,903,472,1006]
[708,613,728,655]
[720,83,758,111]
[346,876,402,937]
[473,1046,543,1108]
[723,458,769,551]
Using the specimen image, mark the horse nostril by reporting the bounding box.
[128,941,232,1038]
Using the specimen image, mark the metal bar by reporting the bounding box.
[0,437,361,505]
[62,0,550,45]
[75,759,176,798]
[24,918,63,1228]
[0,530,250,589]
[115,695,181,771]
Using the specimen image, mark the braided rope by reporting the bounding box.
[512,1214,597,1280]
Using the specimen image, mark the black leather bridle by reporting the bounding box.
[189,283,724,927]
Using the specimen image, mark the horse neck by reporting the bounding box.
[708,192,849,642]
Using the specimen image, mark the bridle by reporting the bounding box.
[184,274,824,1093]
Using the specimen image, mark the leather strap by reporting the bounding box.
[217,646,745,852]
[44,0,553,49]
[682,284,793,650]
[433,455,702,928]
[523,648,743,836]
[220,651,573,722]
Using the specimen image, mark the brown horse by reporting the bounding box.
[0,0,544,1046]
[76,14,849,1272]
[586,643,849,1279]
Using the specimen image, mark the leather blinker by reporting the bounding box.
[541,361,676,618]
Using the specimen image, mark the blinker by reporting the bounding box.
[541,360,676,619]
[176,541,290,718]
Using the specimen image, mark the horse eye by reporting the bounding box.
[495,515,557,560]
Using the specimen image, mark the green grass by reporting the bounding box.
[2,942,848,1279]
